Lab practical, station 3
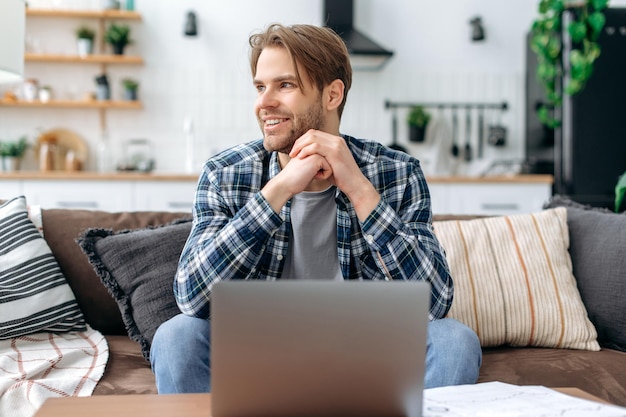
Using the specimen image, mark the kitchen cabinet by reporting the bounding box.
[2,180,22,199]
[133,181,197,212]
[1,173,198,212]
[0,8,144,130]
[427,175,553,216]
[22,180,134,212]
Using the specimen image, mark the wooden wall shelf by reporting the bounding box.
[25,53,144,65]
[25,9,142,20]
[0,99,143,109]
[23,7,144,134]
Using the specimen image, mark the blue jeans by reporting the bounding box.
[150,314,481,394]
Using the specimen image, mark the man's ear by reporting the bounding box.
[325,79,345,111]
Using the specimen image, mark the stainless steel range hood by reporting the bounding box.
[323,0,393,71]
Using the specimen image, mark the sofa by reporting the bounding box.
[7,199,626,406]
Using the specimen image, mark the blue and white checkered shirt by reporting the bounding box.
[175,135,453,321]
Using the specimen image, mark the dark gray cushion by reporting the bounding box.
[78,219,192,360]
[545,196,626,351]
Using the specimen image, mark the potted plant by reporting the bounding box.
[0,136,29,172]
[530,0,609,128]
[104,23,133,55]
[121,78,139,101]
[406,105,431,143]
[94,74,111,101]
[76,25,96,57]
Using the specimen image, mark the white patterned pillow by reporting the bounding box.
[433,207,600,351]
[0,196,86,339]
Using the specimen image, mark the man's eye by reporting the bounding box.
[281,82,294,89]
[255,85,265,93]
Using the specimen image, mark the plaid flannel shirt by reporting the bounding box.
[175,135,453,321]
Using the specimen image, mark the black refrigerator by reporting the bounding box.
[525,7,626,210]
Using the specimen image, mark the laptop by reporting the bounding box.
[210,280,430,417]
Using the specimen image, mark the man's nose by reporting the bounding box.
[257,88,278,108]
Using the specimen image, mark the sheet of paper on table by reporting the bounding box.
[423,381,626,417]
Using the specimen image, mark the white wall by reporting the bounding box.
[3,0,624,175]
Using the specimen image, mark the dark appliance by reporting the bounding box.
[323,0,393,70]
[525,7,626,210]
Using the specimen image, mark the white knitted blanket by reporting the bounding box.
[0,326,108,417]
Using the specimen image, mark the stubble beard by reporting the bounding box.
[261,99,325,154]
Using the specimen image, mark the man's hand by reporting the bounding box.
[290,130,381,221]
[261,153,332,214]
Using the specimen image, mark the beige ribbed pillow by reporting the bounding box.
[433,207,600,351]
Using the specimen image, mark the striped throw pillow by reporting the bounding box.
[433,207,600,351]
[0,196,86,339]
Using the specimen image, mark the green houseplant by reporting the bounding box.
[406,105,431,143]
[104,23,133,55]
[76,25,95,41]
[121,78,139,101]
[76,25,96,57]
[0,136,29,171]
[531,1,625,213]
[530,0,609,128]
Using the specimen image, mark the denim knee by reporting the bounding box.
[425,318,482,388]
[150,313,211,393]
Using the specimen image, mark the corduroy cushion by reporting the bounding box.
[0,196,86,338]
[433,207,600,350]
[78,220,192,360]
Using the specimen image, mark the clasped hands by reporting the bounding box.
[263,130,380,221]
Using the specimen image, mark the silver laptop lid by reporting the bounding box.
[211,280,429,417]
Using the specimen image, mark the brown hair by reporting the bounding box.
[249,23,352,118]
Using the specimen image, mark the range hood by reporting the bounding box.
[323,0,393,71]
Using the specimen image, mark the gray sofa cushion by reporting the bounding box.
[78,219,192,360]
[42,208,191,335]
[544,196,626,351]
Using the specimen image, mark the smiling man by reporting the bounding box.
[150,23,481,394]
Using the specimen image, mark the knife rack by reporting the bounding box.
[384,100,508,111]
[384,100,509,159]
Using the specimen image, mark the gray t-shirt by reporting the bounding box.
[281,186,343,281]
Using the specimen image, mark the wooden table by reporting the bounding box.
[34,393,212,417]
[32,388,609,417]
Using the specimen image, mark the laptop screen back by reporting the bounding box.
[211,280,429,417]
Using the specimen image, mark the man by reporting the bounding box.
[150,23,481,393]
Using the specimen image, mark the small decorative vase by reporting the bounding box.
[23,79,39,102]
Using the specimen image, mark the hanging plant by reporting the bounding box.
[530,0,609,128]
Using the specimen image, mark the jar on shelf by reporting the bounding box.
[38,86,52,103]
[65,150,82,171]
[39,135,58,172]
[97,130,113,172]
[23,79,39,102]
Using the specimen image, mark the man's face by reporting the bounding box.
[253,46,325,154]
